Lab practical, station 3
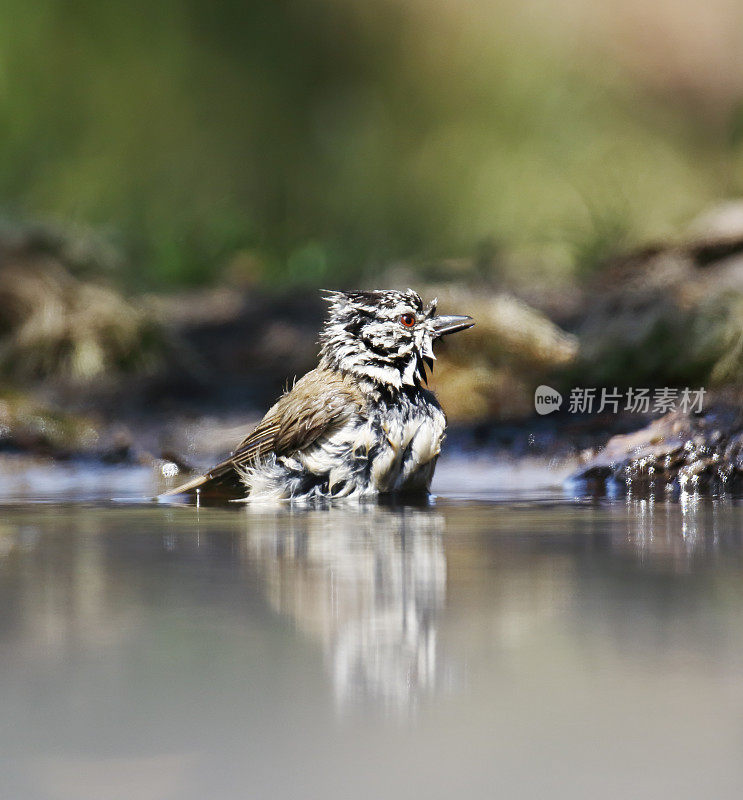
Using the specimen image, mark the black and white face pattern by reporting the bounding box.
[319,289,438,391]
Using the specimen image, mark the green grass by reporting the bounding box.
[0,0,741,288]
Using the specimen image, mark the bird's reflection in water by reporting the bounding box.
[242,505,447,713]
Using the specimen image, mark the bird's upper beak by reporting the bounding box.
[431,314,475,337]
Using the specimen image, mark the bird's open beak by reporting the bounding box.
[432,314,475,337]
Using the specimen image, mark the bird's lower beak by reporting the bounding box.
[432,314,475,337]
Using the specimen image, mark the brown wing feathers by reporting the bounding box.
[231,419,281,464]
[163,368,364,498]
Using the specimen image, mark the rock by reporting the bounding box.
[426,285,578,421]
[569,405,743,495]
[685,201,743,249]
[0,234,166,382]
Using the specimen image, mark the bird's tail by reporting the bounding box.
[160,458,248,500]
[160,472,211,497]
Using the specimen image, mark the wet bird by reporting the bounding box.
[164,289,474,502]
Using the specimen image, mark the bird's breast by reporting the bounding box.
[366,401,446,492]
[287,393,446,498]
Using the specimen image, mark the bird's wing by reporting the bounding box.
[231,368,364,463]
[162,368,365,497]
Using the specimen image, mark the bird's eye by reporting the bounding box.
[400,313,416,328]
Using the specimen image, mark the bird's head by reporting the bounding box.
[319,289,474,391]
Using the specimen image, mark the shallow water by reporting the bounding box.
[1,459,743,799]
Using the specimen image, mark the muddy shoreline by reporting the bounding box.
[1,207,742,495]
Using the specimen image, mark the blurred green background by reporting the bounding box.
[2,0,743,289]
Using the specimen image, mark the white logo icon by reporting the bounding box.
[534,385,562,415]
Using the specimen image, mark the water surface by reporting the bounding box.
[1,461,742,799]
